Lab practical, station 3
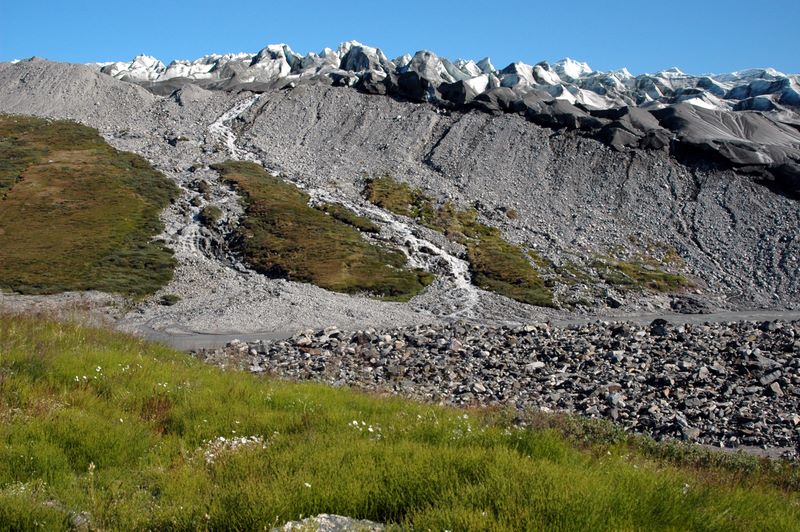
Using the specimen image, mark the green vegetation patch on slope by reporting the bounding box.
[366,176,553,306]
[197,205,222,227]
[316,202,380,233]
[1,315,798,530]
[592,256,691,292]
[0,114,178,297]
[547,255,691,294]
[466,232,553,307]
[212,161,431,301]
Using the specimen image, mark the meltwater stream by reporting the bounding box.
[208,95,480,319]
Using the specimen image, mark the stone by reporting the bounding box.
[472,382,487,393]
[759,370,782,386]
[274,514,384,531]
[70,512,91,530]
[650,318,669,337]
[682,426,701,441]
[387,364,404,378]
[525,361,546,372]
[769,382,784,397]
[606,392,624,407]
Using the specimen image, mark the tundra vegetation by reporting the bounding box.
[315,202,380,234]
[0,114,178,297]
[365,176,690,306]
[365,175,553,307]
[211,161,432,301]
[0,314,798,530]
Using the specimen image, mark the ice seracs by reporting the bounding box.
[401,50,458,84]
[94,40,798,116]
[393,53,412,69]
[656,67,687,79]
[339,41,392,74]
[453,59,483,78]
[499,62,536,88]
[533,62,562,85]
[553,57,593,81]
[100,54,165,82]
[248,44,296,82]
[163,53,251,80]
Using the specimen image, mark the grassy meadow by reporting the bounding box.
[0,114,178,297]
[0,314,798,530]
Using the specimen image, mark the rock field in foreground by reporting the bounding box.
[197,319,800,458]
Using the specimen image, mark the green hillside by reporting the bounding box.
[212,161,432,301]
[0,114,178,297]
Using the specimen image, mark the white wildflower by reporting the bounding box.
[201,435,267,465]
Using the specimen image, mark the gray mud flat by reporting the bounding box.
[140,329,292,352]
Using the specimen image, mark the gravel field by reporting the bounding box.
[197,319,800,459]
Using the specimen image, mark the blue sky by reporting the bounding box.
[2,0,798,75]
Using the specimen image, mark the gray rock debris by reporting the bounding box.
[91,42,800,195]
[198,320,800,459]
[1,60,799,338]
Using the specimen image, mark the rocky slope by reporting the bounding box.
[97,41,800,198]
[0,58,154,124]
[1,53,799,459]
[239,83,800,310]
[0,55,798,340]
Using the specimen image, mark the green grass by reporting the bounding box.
[0,315,798,530]
[548,256,690,295]
[316,202,380,234]
[364,176,429,219]
[0,114,178,297]
[211,161,432,301]
[592,257,691,292]
[365,176,553,306]
[466,236,553,307]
